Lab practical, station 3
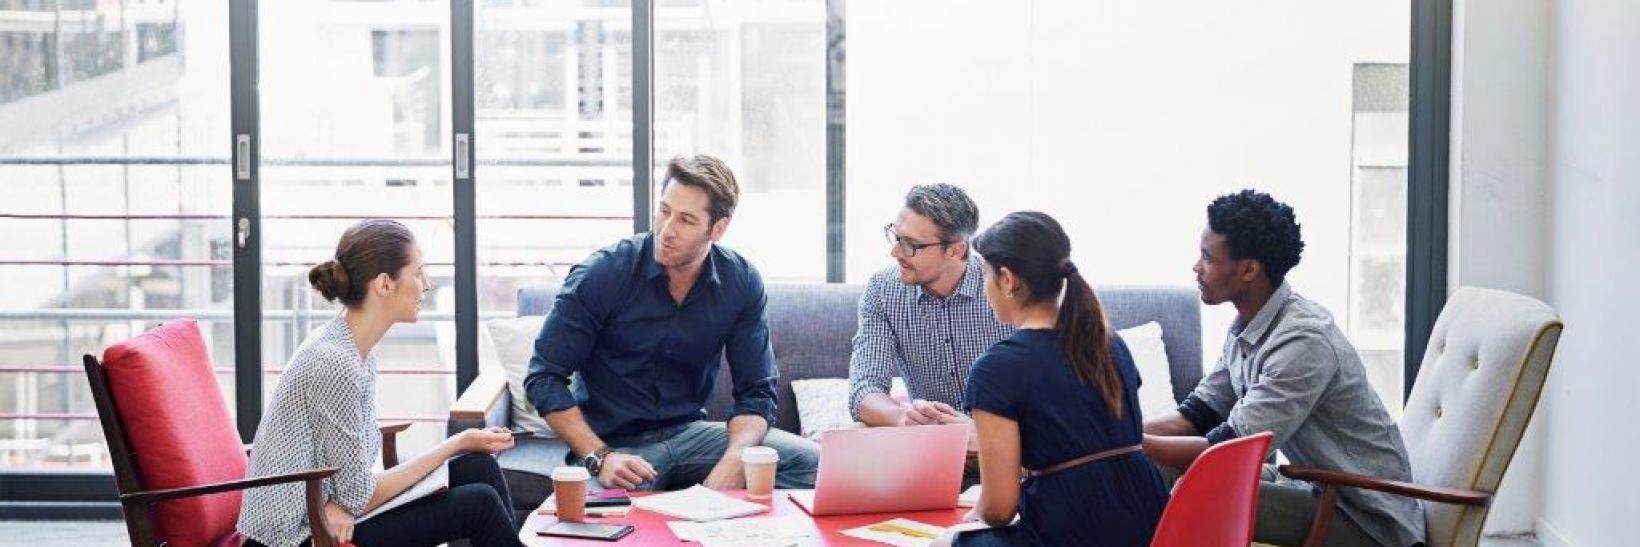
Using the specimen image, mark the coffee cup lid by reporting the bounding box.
[551,466,590,481]
[741,446,779,463]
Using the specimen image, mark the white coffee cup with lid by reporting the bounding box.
[741,446,780,500]
[551,466,591,521]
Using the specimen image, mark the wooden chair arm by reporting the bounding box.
[1279,464,1490,547]
[1278,464,1492,506]
[119,467,338,506]
[450,370,510,424]
[379,421,412,468]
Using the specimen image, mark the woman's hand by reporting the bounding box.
[322,501,356,544]
[457,427,515,455]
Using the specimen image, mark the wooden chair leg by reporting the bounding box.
[1302,483,1340,547]
[305,477,338,547]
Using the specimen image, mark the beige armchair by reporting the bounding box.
[1281,287,1563,547]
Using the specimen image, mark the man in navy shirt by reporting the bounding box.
[524,155,818,492]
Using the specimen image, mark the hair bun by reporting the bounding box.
[307,259,351,303]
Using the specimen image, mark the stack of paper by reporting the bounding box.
[840,518,997,547]
[630,485,769,522]
[666,516,814,547]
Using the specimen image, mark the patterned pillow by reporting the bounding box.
[790,378,854,440]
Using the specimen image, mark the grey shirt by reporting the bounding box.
[848,255,1013,418]
[1180,282,1425,547]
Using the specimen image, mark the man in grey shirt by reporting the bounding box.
[1144,190,1425,547]
[850,184,1012,428]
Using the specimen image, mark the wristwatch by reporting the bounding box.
[581,445,613,475]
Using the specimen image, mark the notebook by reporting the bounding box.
[359,464,448,522]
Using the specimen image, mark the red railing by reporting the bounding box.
[0,365,457,376]
[0,412,447,423]
[0,212,632,221]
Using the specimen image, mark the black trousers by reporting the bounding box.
[249,453,520,547]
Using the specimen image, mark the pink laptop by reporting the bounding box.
[789,423,970,516]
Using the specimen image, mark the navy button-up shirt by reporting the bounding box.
[524,234,779,439]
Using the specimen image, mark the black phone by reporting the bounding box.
[537,522,635,541]
[507,428,534,438]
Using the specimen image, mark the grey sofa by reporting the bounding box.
[449,283,1203,520]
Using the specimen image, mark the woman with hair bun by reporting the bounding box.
[238,219,522,547]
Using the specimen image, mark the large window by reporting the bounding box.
[473,0,635,317]
[654,0,827,283]
[0,0,229,470]
[847,1,1412,411]
[1,0,1443,511]
[259,0,457,456]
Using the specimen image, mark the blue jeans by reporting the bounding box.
[595,421,818,491]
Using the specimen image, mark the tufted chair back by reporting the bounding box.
[1400,287,1562,547]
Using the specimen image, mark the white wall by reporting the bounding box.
[1537,1,1640,545]
[849,1,1410,382]
[1454,1,1640,544]
[1447,0,1554,536]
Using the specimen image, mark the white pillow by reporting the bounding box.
[1117,321,1177,420]
[790,378,854,441]
[482,315,558,437]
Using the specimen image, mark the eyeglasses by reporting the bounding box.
[883,223,957,257]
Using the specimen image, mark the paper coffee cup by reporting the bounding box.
[742,446,779,500]
[552,466,590,522]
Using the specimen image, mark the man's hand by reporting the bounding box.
[598,452,658,490]
[702,457,747,491]
[901,400,969,426]
[322,501,356,544]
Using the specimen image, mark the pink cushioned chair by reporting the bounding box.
[84,319,405,547]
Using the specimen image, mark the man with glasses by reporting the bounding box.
[850,184,1012,434]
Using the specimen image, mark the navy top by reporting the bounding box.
[960,329,1168,547]
[523,234,778,439]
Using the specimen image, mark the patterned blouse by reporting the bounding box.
[238,315,381,547]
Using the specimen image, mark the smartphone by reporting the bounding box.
[507,428,534,438]
[537,521,635,541]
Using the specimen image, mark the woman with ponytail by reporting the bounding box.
[935,212,1167,547]
[238,220,522,547]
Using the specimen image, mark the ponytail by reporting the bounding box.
[1056,266,1123,419]
[972,211,1127,420]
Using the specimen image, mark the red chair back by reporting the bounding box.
[95,319,248,547]
[1151,432,1274,547]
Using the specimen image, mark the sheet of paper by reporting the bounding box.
[630,484,769,522]
[358,464,447,522]
[838,518,945,547]
[666,516,814,547]
[956,484,981,508]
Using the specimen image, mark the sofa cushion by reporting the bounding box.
[1121,321,1178,419]
[483,315,556,437]
[101,319,247,547]
[790,378,853,440]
